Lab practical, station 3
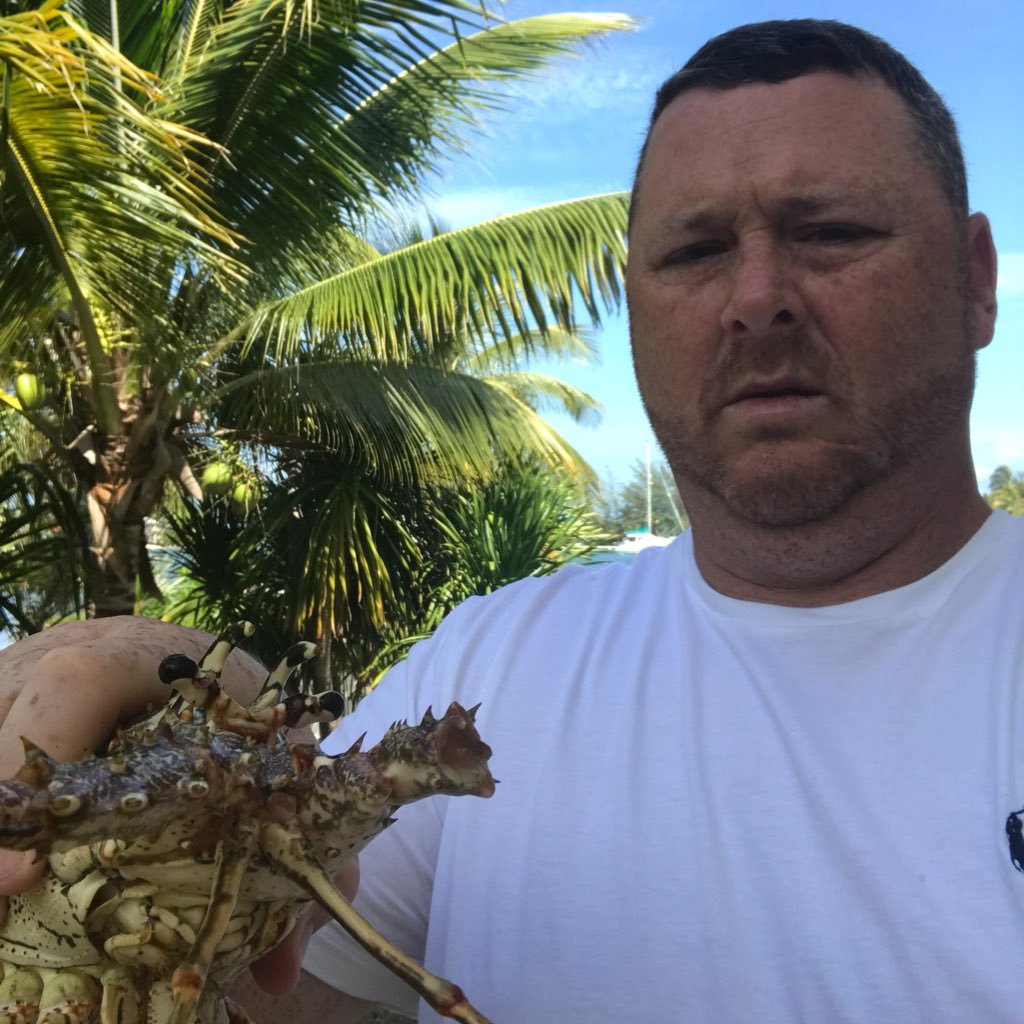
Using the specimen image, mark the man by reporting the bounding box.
[0,17,1015,1023]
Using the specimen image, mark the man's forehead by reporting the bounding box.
[650,69,904,135]
[640,71,924,198]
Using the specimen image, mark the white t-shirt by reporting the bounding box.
[305,511,1024,1022]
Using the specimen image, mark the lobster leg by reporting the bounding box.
[157,631,340,741]
[38,970,100,1024]
[0,966,42,1024]
[100,966,141,1024]
[168,837,254,1024]
[259,822,494,1024]
[249,643,320,711]
[198,622,257,675]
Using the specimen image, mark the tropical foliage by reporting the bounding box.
[0,442,86,635]
[0,0,634,629]
[149,455,607,700]
[985,465,1024,516]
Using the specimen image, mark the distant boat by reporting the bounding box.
[615,528,675,552]
[585,528,677,567]
[585,444,684,566]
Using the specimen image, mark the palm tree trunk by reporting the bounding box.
[87,555,139,618]
[83,427,170,617]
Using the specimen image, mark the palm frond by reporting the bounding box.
[427,460,605,592]
[0,458,87,635]
[339,13,639,204]
[0,239,64,358]
[277,472,417,637]
[154,497,249,629]
[159,1,488,245]
[156,3,633,274]
[453,325,598,374]
[213,359,592,483]
[481,371,601,425]
[1,3,244,429]
[242,192,628,361]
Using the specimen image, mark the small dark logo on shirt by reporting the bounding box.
[1006,807,1024,872]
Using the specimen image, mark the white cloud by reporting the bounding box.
[506,64,659,117]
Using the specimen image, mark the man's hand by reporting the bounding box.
[233,858,377,1023]
[246,857,360,993]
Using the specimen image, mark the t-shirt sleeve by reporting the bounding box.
[301,627,457,1012]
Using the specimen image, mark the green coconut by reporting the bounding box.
[14,373,45,411]
[230,481,258,515]
[201,461,234,496]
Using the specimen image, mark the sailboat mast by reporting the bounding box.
[646,443,652,534]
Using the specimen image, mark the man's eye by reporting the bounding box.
[662,241,727,265]
[802,223,874,243]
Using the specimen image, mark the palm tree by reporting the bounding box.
[0,0,634,620]
[147,309,607,685]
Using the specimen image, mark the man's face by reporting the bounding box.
[627,71,994,527]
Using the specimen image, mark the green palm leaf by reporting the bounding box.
[0,457,87,634]
[158,1,492,246]
[154,4,634,276]
[481,371,600,425]
[243,192,628,361]
[340,13,639,204]
[284,472,415,637]
[451,324,598,373]
[213,359,590,483]
[1,2,243,430]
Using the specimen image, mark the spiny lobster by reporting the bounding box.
[0,623,496,1024]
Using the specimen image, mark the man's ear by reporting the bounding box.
[966,211,998,351]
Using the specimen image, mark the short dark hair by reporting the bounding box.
[629,19,967,223]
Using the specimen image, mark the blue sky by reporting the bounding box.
[428,0,1024,489]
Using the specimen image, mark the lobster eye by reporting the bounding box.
[158,653,199,685]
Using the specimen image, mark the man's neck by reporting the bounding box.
[685,454,991,607]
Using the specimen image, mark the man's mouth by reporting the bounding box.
[719,379,828,427]
[727,379,824,405]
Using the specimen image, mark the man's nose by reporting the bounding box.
[720,241,802,334]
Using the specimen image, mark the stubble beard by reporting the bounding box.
[639,316,977,530]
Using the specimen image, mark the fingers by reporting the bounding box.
[249,860,359,995]
[250,909,316,994]
[334,858,360,903]
[0,645,166,774]
[0,618,269,775]
[0,626,170,895]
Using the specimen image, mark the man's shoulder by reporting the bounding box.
[344,539,690,726]
[430,536,686,644]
